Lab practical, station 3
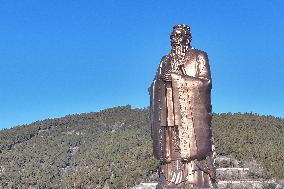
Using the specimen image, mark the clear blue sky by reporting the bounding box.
[1,0,284,129]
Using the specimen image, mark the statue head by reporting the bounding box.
[170,24,192,48]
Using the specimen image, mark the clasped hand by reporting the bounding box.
[160,73,172,82]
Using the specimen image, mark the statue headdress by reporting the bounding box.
[172,24,192,42]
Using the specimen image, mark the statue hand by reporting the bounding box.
[161,73,172,82]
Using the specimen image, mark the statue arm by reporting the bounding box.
[149,55,169,94]
[196,52,211,83]
[171,73,208,86]
[157,55,173,82]
[172,52,211,85]
[163,52,211,84]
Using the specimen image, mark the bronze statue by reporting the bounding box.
[149,24,217,188]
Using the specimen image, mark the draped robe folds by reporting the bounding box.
[150,49,213,163]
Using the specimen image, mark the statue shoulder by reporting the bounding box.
[188,48,209,65]
[154,54,170,79]
[191,48,211,80]
[159,54,170,68]
[190,48,208,60]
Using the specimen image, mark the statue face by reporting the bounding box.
[170,29,187,47]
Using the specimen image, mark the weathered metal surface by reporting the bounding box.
[149,24,217,188]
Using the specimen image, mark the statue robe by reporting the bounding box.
[149,49,215,187]
[150,48,212,161]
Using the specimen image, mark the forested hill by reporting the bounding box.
[0,105,283,188]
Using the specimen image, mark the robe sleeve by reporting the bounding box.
[197,52,211,84]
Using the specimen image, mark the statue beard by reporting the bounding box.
[170,43,188,73]
[171,44,186,56]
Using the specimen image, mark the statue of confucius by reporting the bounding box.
[149,24,218,188]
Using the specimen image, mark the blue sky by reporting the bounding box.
[0,0,284,129]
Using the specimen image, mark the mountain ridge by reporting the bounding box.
[0,105,283,188]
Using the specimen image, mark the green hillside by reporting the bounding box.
[0,105,283,188]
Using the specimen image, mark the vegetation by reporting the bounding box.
[0,106,283,188]
[213,112,284,179]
